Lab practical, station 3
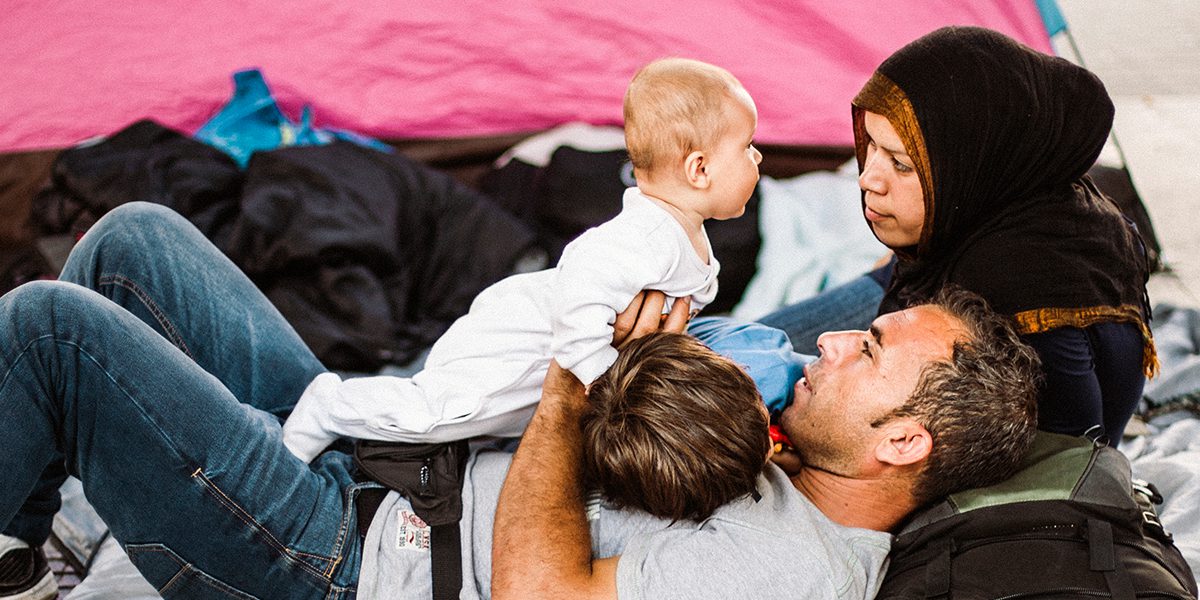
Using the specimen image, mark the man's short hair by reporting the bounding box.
[582,332,769,521]
[623,57,748,177]
[875,287,1042,507]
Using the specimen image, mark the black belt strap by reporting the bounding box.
[353,439,470,600]
[430,523,462,600]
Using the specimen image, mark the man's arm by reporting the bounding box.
[491,359,617,599]
[492,292,689,600]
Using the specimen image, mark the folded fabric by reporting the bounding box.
[1143,303,1200,407]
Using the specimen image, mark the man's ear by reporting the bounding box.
[874,419,932,467]
[684,150,710,189]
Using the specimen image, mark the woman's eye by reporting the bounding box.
[861,340,873,358]
[892,158,913,173]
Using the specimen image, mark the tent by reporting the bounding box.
[1,2,1052,151]
[0,0,1067,368]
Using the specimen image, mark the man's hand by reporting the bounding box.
[612,291,691,348]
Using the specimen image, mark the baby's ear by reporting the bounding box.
[684,150,710,189]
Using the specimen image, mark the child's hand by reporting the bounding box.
[770,447,804,476]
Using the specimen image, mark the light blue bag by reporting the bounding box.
[195,69,391,168]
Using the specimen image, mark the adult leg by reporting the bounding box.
[755,275,883,355]
[1023,327,1104,439]
[1023,323,1147,446]
[1089,321,1147,445]
[0,281,363,598]
[6,202,328,547]
[59,201,324,417]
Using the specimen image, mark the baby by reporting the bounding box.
[582,332,772,521]
[282,57,763,463]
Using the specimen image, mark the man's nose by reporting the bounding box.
[815,330,857,364]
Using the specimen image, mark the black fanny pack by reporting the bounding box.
[353,439,470,600]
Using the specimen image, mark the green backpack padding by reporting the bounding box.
[877,432,1198,599]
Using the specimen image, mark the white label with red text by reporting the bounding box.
[395,509,431,552]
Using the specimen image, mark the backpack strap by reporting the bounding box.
[923,543,954,598]
[1088,518,1136,600]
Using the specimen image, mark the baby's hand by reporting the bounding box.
[770,447,804,476]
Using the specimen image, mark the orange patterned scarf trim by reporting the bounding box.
[1013,305,1158,378]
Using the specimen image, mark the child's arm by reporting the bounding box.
[550,221,682,385]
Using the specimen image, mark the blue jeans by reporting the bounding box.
[755,274,884,355]
[0,203,368,599]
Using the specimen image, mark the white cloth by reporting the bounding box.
[494,121,626,169]
[282,189,719,461]
[732,163,886,321]
[1124,415,1200,585]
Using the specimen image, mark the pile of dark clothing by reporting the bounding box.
[28,118,767,373]
[32,120,539,372]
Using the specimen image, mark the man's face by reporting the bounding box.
[779,305,964,475]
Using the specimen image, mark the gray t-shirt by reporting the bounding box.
[357,449,891,599]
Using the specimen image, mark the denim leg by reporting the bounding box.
[755,275,884,355]
[59,202,325,418]
[7,202,330,548]
[0,281,362,598]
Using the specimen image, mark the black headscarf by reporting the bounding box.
[853,26,1155,375]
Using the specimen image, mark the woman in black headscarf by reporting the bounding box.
[758,26,1155,444]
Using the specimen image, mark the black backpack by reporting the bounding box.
[877,432,1198,599]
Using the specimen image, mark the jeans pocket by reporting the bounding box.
[125,544,258,600]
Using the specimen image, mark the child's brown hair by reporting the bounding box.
[581,332,770,521]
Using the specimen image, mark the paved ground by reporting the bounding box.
[1057,0,1200,309]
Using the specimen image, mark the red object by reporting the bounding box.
[769,425,791,448]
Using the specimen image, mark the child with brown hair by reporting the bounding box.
[582,331,773,522]
[281,57,764,465]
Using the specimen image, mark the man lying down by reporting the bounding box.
[390,288,1037,599]
[0,214,1037,599]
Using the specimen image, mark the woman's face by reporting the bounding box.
[859,111,924,248]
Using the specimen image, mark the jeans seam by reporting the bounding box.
[191,467,335,581]
[0,334,54,393]
[323,484,364,578]
[148,548,189,596]
[99,273,194,360]
[2,336,195,471]
[128,544,259,599]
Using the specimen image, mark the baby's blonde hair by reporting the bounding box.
[623,57,750,177]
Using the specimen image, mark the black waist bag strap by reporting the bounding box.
[354,439,471,600]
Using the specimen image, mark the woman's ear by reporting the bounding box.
[874,419,932,467]
[684,150,710,189]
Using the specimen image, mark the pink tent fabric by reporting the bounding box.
[1,1,1050,152]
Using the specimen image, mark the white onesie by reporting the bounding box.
[282,188,719,461]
